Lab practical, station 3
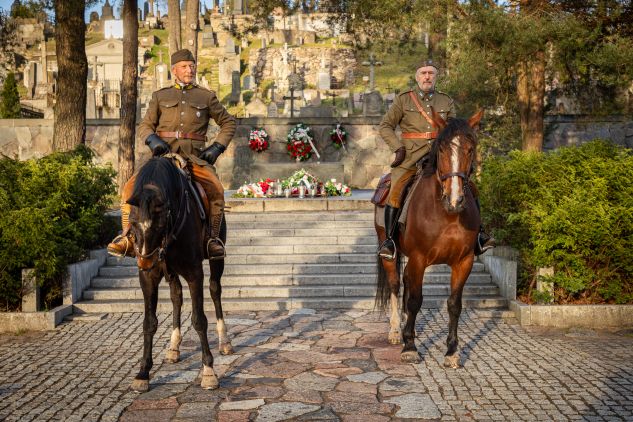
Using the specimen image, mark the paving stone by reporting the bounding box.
[174,401,217,420]
[379,376,427,393]
[217,410,252,422]
[346,371,388,385]
[314,367,363,378]
[385,393,442,418]
[256,402,321,422]
[127,397,179,410]
[219,398,265,411]
[284,372,339,392]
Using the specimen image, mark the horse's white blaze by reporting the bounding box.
[449,137,461,208]
[140,221,151,255]
[170,327,181,351]
[216,318,229,344]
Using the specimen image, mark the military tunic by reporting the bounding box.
[379,89,456,207]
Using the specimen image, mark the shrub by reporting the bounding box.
[479,140,633,304]
[1,72,21,119]
[0,146,116,311]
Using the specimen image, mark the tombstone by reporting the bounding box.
[218,55,240,85]
[245,97,267,116]
[363,91,383,116]
[224,37,236,55]
[241,38,248,49]
[267,102,278,117]
[316,72,330,90]
[260,37,267,49]
[347,93,354,115]
[234,0,243,14]
[243,75,255,90]
[299,104,334,118]
[156,62,168,89]
[353,93,363,109]
[308,90,321,106]
[229,70,241,105]
[202,32,216,48]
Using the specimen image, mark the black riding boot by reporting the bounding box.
[474,198,496,256]
[378,205,400,261]
[206,212,226,260]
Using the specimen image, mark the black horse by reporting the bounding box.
[126,157,233,392]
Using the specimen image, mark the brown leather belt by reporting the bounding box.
[157,131,206,141]
[401,132,438,140]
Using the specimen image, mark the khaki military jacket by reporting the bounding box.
[138,83,236,165]
[379,90,455,167]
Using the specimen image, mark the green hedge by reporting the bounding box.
[479,140,633,304]
[0,146,116,311]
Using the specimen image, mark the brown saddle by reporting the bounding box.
[371,173,417,208]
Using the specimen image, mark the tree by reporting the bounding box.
[184,0,199,61]
[1,72,21,118]
[118,0,138,193]
[52,0,88,151]
[168,0,181,59]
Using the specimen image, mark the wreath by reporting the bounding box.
[329,123,347,149]
[248,127,270,152]
[286,123,314,162]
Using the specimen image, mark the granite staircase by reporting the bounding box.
[73,210,508,313]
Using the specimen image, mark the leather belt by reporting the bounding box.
[157,131,206,141]
[401,132,438,140]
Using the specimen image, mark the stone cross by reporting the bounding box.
[361,53,382,92]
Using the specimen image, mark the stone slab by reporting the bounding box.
[0,304,73,333]
[511,301,633,328]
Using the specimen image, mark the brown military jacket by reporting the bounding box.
[138,83,236,165]
[379,89,455,168]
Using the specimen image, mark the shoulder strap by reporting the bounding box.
[408,91,436,128]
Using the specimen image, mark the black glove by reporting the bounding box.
[199,142,226,165]
[390,146,406,168]
[145,134,170,157]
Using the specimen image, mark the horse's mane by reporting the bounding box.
[131,158,183,220]
[422,118,477,177]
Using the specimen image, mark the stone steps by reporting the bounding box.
[74,210,508,312]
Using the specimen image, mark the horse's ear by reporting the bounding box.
[468,109,484,130]
[430,107,447,130]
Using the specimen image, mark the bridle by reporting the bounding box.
[435,137,475,200]
[135,171,192,272]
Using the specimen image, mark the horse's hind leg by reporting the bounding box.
[209,258,233,355]
[132,272,161,392]
[165,271,182,363]
[186,266,219,390]
[401,259,425,363]
[445,255,474,369]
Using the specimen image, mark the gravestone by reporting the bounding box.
[219,55,240,85]
[245,97,267,116]
[241,38,248,49]
[230,70,241,105]
[316,72,330,90]
[202,32,216,48]
[267,102,278,117]
[363,91,383,116]
[299,104,334,118]
[156,62,168,88]
[243,75,255,90]
[224,37,236,54]
[260,37,267,48]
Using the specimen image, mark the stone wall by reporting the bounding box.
[2,115,631,190]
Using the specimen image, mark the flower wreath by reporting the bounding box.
[329,123,347,149]
[248,127,270,152]
[286,123,314,162]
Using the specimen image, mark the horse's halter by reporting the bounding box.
[135,174,191,272]
[435,137,475,206]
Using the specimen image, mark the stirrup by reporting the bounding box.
[475,234,496,256]
[206,237,226,261]
[107,234,133,258]
[378,239,397,261]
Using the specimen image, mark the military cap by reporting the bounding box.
[171,49,195,66]
[416,59,439,71]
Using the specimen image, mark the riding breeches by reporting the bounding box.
[120,161,224,230]
[387,167,417,208]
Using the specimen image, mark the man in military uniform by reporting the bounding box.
[378,59,494,260]
[108,48,236,259]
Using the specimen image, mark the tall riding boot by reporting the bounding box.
[107,203,136,257]
[474,198,496,256]
[378,205,400,261]
[206,212,226,260]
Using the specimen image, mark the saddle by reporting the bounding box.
[371,157,429,207]
[165,153,209,220]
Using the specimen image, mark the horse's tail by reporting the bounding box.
[375,253,401,312]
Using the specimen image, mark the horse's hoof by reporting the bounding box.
[130,378,149,392]
[164,349,180,363]
[444,354,461,369]
[219,342,234,355]
[388,331,402,344]
[201,373,219,390]
[400,350,421,363]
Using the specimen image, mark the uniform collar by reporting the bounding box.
[174,82,195,90]
[418,90,434,101]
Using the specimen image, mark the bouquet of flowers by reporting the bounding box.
[281,168,319,191]
[324,178,352,197]
[286,123,314,162]
[248,127,270,152]
[233,178,274,198]
[330,123,347,149]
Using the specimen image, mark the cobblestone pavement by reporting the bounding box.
[1,309,632,421]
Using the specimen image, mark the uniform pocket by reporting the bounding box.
[188,103,209,124]
[159,100,179,124]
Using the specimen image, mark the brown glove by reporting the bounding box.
[390,146,406,168]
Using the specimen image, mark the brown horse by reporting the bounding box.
[375,110,483,367]
[126,157,233,392]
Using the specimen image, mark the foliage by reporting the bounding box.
[9,0,46,19]
[0,146,116,311]
[0,72,21,118]
[478,140,633,304]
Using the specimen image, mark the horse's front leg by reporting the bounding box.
[185,265,219,390]
[164,271,182,363]
[445,255,474,369]
[401,258,425,363]
[209,259,233,355]
[381,257,402,345]
[131,270,161,392]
